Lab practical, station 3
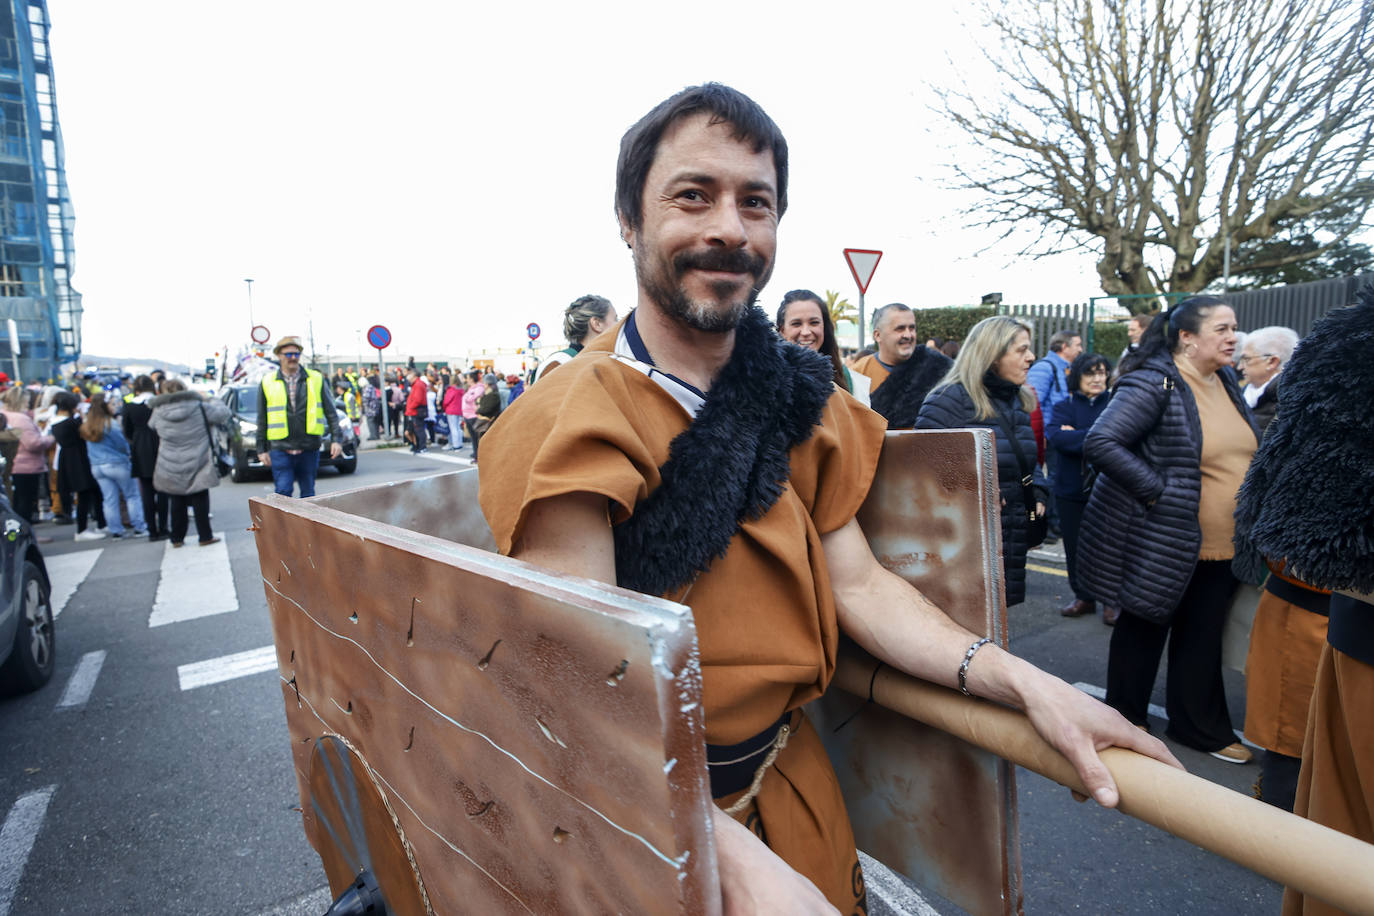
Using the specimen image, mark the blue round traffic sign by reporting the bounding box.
[526,322,541,340]
[366,324,392,349]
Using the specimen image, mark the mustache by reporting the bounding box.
[674,248,767,277]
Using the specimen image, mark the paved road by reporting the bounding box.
[0,445,1283,915]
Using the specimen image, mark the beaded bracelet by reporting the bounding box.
[958,637,992,697]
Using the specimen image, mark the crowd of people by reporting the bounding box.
[325,361,525,464]
[0,369,227,547]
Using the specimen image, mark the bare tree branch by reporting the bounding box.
[940,0,1374,306]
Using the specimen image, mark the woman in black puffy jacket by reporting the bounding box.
[917,316,1046,606]
[1078,297,1260,764]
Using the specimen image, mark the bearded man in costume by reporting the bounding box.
[479,83,1177,915]
[849,302,951,429]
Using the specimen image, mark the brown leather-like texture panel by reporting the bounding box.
[813,428,1023,916]
[253,472,719,915]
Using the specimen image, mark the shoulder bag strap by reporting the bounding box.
[993,409,1038,518]
[198,402,220,458]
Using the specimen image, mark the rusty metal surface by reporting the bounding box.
[310,469,496,552]
[813,428,1021,916]
[251,490,719,915]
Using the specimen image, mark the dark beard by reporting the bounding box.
[637,246,771,333]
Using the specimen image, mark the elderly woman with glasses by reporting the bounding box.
[1046,353,1114,620]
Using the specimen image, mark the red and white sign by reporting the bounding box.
[843,248,883,294]
[251,324,271,345]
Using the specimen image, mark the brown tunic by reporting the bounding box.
[479,328,886,911]
[850,353,891,392]
[1282,641,1374,916]
[1243,567,1330,758]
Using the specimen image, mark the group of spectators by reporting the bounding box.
[327,364,523,463]
[0,371,228,546]
[321,294,624,464]
[771,288,1322,783]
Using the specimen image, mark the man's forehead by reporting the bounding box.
[649,113,777,185]
[881,311,915,331]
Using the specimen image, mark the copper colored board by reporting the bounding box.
[855,429,1006,640]
[310,469,496,552]
[251,493,720,915]
[813,428,1021,916]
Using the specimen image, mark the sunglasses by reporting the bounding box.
[281,351,302,359]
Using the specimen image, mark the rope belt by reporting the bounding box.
[707,713,794,815]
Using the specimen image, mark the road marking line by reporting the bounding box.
[1072,682,1259,751]
[55,650,107,710]
[178,645,277,691]
[0,785,56,916]
[257,885,331,915]
[45,549,102,620]
[1026,562,1067,578]
[412,449,472,465]
[150,536,238,628]
[858,850,942,916]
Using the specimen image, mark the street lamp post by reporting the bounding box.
[244,278,255,336]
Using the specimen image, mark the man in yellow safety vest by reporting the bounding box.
[256,336,342,497]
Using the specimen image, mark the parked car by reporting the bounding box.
[0,490,54,695]
[219,385,359,483]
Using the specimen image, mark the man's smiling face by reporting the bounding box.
[622,113,778,332]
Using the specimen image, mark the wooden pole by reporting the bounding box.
[833,653,1374,916]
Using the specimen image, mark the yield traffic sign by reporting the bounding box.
[843,248,883,294]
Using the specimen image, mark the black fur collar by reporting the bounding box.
[1233,291,1374,592]
[613,307,835,597]
[870,348,953,429]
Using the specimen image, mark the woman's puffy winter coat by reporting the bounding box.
[1077,351,1257,622]
[148,391,231,496]
[917,379,1047,606]
[1046,390,1112,499]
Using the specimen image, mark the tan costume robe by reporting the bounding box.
[480,324,886,913]
[850,353,890,392]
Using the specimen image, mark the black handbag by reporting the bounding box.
[199,402,233,478]
[994,410,1048,549]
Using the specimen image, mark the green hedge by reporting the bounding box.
[909,306,997,343]
[1090,322,1129,362]
[865,307,1133,366]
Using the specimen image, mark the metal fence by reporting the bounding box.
[996,302,1093,352]
[999,272,1374,352]
[1225,273,1373,338]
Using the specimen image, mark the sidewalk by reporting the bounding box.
[1027,538,1066,567]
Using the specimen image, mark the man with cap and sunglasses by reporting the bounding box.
[256,336,342,498]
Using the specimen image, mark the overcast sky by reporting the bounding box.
[50,0,1105,367]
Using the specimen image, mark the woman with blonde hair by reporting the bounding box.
[917,315,1046,605]
[80,390,147,538]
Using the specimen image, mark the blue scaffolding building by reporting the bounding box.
[0,0,78,382]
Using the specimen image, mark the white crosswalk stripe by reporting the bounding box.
[56,650,107,710]
[149,537,238,628]
[411,449,472,465]
[0,786,56,916]
[44,548,101,620]
[178,645,277,691]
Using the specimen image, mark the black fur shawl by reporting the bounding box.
[1232,289,1374,592]
[869,348,953,429]
[613,307,835,597]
